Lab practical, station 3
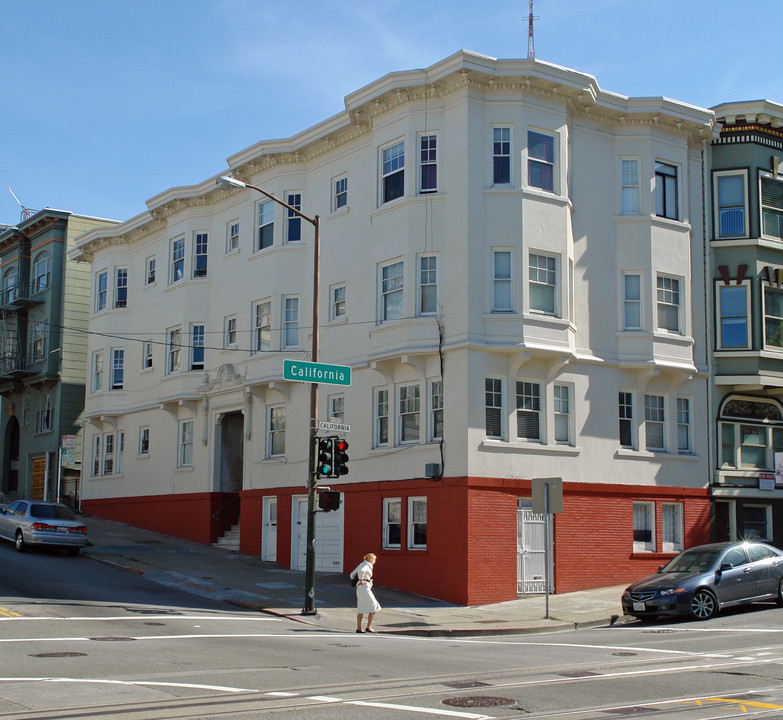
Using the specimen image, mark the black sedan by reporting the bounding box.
[622,541,783,621]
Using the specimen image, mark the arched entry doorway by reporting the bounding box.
[215,411,243,534]
[3,416,19,494]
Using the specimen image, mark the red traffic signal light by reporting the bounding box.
[318,489,341,511]
[333,438,349,477]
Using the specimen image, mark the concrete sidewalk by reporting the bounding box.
[79,515,630,637]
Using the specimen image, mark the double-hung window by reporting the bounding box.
[529,253,557,315]
[485,378,503,438]
[170,237,185,283]
[419,134,437,193]
[619,391,634,448]
[655,162,679,220]
[527,130,554,192]
[286,193,302,243]
[492,250,512,312]
[111,348,124,390]
[96,270,108,311]
[114,268,128,308]
[623,273,642,330]
[429,379,443,442]
[268,406,286,457]
[620,158,639,214]
[399,384,420,443]
[226,221,240,252]
[516,381,541,441]
[408,497,427,549]
[383,498,401,549]
[633,501,655,552]
[30,322,45,362]
[146,257,156,285]
[662,503,683,552]
[37,391,52,433]
[257,199,274,250]
[492,127,511,185]
[190,324,205,370]
[380,261,403,321]
[333,176,348,210]
[224,316,237,348]
[418,255,437,315]
[764,285,783,349]
[254,300,271,352]
[103,433,114,475]
[644,394,665,451]
[193,232,208,277]
[677,397,692,453]
[283,297,299,349]
[553,384,570,444]
[720,397,783,470]
[32,251,50,293]
[142,341,153,370]
[139,426,150,455]
[91,351,103,393]
[178,420,193,467]
[761,175,783,240]
[328,394,344,423]
[718,283,749,349]
[331,285,346,320]
[715,171,747,238]
[375,388,389,447]
[92,436,101,476]
[381,141,404,204]
[167,327,182,374]
[656,275,680,333]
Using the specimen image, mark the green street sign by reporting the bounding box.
[283,359,351,386]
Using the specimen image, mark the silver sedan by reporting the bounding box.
[0,500,88,554]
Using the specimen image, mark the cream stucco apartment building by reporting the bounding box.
[70,51,715,605]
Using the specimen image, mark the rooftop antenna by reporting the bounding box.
[7,187,33,222]
[527,0,538,59]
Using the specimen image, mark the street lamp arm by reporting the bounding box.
[216,176,317,227]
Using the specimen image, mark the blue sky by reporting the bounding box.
[2,0,781,225]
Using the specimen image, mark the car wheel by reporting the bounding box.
[777,578,783,607]
[66,547,80,556]
[690,589,717,620]
[14,531,25,553]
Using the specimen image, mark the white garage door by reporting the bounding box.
[292,495,344,572]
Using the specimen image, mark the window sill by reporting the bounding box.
[480,439,581,456]
[328,315,349,326]
[329,207,350,220]
[615,449,701,462]
[224,248,241,259]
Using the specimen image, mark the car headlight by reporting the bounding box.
[659,588,687,597]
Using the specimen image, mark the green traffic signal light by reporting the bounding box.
[317,437,333,478]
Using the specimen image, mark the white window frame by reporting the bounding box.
[620,157,640,215]
[491,249,513,313]
[528,252,558,316]
[492,126,511,185]
[139,426,150,456]
[178,419,193,467]
[418,132,438,194]
[267,405,286,458]
[619,390,634,449]
[142,341,153,370]
[328,394,344,423]
[226,220,240,253]
[91,351,103,393]
[111,348,124,390]
[282,297,299,349]
[145,256,156,286]
[418,255,437,316]
[330,284,346,320]
[92,435,101,477]
[257,199,274,251]
[527,129,555,193]
[170,236,185,284]
[379,260,404,322]
[429,379,443,442]
[285,192,302,243]
[380,140,405,204]
[382,497,402,549]
[407,496,427,550]
[742,504,773,542]
[717,280,751,350]
[677,396,692,454]
[662,502,683,553]
[485,377,504,439]
[193,231,208,278]
[224,316,237,348]
[516,380,542,442]
[116,431,125,474]
[622,272,642,330]
[398,383,421,444]
[29,321,45,362]
[374,387,390,448]
[190,323,205,370]
[714,169,748,238]
[763,283,783,351]
[644,393,666,451]
[167,327,182,374]
[656,275,681,334]
[761,172,783,240]
[95,270,108,312]
[102,432,115,475]
[253,299,272,353]
[333,175,348,211]
[114,267,128,308]
[553,383,571,445]
[633,501,655,552]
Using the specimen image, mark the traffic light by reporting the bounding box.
[333,438,349,477]
[318,489,341,512]
[316,437,333,478]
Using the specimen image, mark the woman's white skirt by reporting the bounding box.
[356,583,382,614]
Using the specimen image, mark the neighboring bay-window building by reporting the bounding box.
[71,51,714,604]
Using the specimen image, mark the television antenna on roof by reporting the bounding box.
[7,186,33,222]
[527,0,539,59]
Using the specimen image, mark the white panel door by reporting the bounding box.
[292,495,344,572]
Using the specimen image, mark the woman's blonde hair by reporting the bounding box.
[364,552,377,563]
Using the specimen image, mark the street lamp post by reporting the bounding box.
[216,175,322,615]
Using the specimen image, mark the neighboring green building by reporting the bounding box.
[0,209,117,503]
[709,101,783,545]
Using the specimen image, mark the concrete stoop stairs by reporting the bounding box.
[212,522,240,551]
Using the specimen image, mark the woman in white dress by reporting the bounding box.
[350,552,381,633]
